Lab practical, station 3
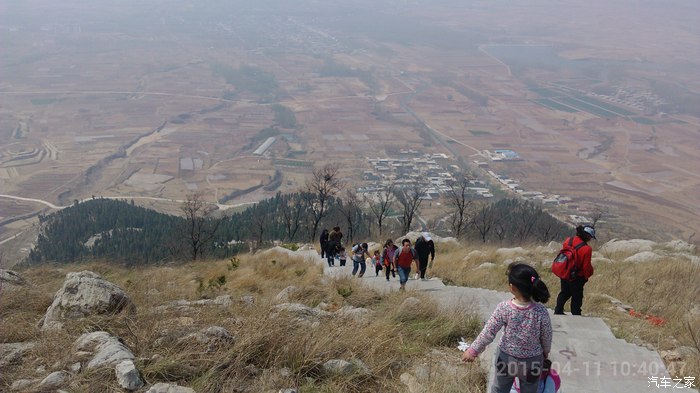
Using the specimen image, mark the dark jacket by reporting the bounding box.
[320,230,329,245]
[328,229,343,243]
[414,237,435,261]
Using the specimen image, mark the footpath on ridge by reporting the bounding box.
[288,248,696,393]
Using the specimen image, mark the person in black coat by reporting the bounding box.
[414,232,435,280]
[320,229,329,259]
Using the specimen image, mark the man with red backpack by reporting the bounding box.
[553,225,596,316]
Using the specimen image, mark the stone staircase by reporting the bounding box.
[292,248,697,393]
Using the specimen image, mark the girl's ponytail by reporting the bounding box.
[531,277,550,303]
[507,263,550,303]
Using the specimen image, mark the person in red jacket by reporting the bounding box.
[554,225,595,316]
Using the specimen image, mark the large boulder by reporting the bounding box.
[40,271,134,330]
[270,303,332,322]
[74,331,135,369]
[599,239,656,255]
[322,359,370,376]
[38,371,70,390]
[624,251,663,264]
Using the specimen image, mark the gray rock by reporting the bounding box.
[335,306,374,321]
[0,269,26,286]
[412,365,430,381]
[624,251,663,264]
[400,372,425,393]
[74,331,135,369]
[70,362,82,372]
[116,360,144,390]
[0,342,35,368]
[240,295,255,306]
[270,303,332,321]
[279,367,292,377]
[476,262,496,269]
[400,297,421,308]
[146,382,196,393]
[178,326,235,348]
[10,379,37,391]
[599,239,656,255]
[662,240,696,253]
[154,300,192,312]
[213,295,233,307]
[275,286,298,302]
[322,359,370,376]
[323,359,354,375]
[278,389,297,393]
[496,247,527,259]
[40,271,134,330]
[38,371,70,390]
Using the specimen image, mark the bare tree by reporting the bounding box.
[395,184,424,235]
[279,192,305,241]
[590,205,609,227]
[181,192,220,261]
[339,190,361,244]
[472,201,496,243]
[304,164,342,242]
[366,183,395,238]
[513,202,538,242]
[446,176,473,238]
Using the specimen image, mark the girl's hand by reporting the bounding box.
[461,351,477,363]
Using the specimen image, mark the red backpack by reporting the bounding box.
[551,237,585,280]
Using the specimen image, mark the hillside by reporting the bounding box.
[1,237,698,392]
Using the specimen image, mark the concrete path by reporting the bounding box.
[293,249,696,393]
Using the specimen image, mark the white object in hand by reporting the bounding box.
[458,340,471,352]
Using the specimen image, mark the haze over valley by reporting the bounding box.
[2,0,700,256]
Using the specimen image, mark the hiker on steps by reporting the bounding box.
[381,239,398,282]
[393,238,418,291]
[462,263,552,393]
[414,232,435,280]
[319,229,329,259]
[553,225,595,316]
[326,226,343,267]
[351,242,371,277]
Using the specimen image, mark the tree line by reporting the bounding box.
[27,165,571,265]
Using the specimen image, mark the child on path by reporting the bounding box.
[393,238,417,291]
[381,239,398,282]
[338,247,347,267]
[462,263,553,393]
[373,250,382,276]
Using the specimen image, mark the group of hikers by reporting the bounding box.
[319,227,435,291]
[321,224,596,393]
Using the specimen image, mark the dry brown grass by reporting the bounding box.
[0,251,486,392]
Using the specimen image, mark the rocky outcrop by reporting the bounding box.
[40,271,134,330]
[623,251,663,264]
[0,269,26,286]
[177,326,235,351]
[599,239,656,255]
[74,331,135,369]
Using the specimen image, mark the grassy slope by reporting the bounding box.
[1,251,486,392]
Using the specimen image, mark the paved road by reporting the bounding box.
[289,247,696,393]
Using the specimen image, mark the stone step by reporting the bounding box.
[303,249,698,393]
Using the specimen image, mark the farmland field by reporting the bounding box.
[0,0,699,255]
